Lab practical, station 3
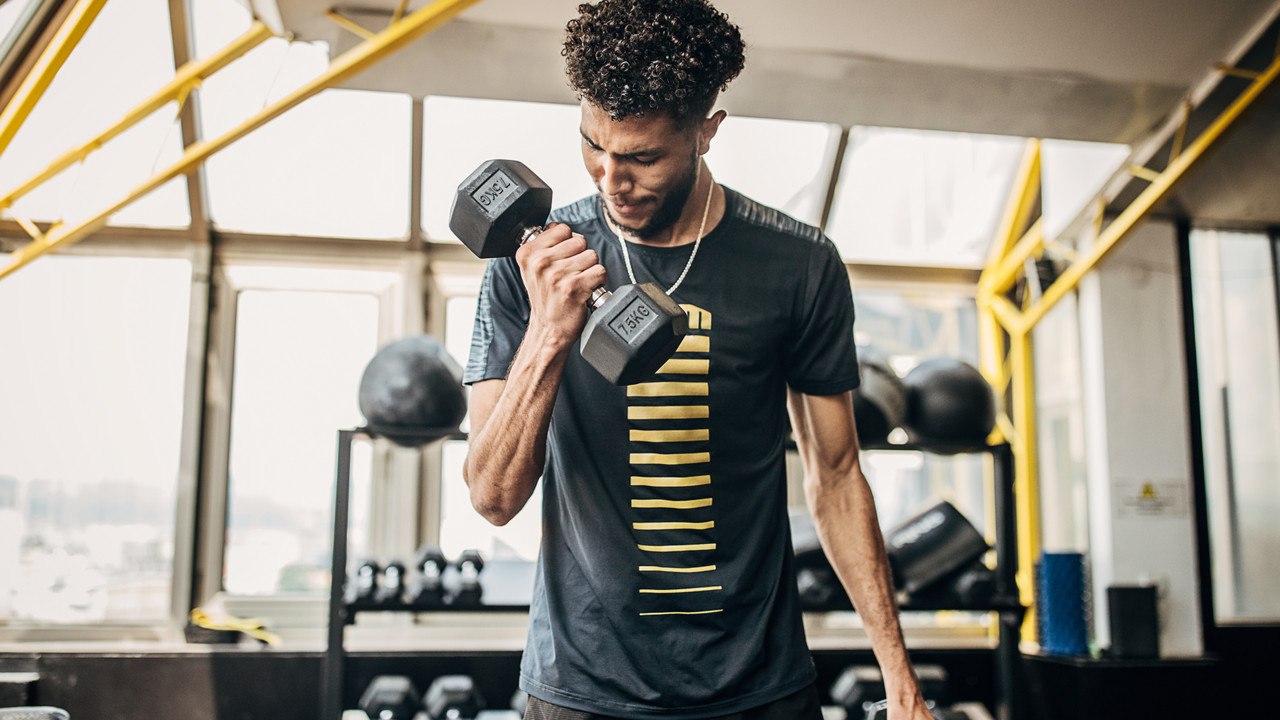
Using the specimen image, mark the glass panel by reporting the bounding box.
[0,254,192,623]
[826,127,1024,267]
[191,0,412,239]
[421,96,599,243]
[437,294,541,561]
[704,116,838,226]
[850,290,986,531]
[0,0,189,229]
[1040,139,1129,241]
[224,290,380,595]
[1190,229,1280,622]
[1035,294,1089,552]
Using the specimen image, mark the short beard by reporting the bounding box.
[603,152,699,239]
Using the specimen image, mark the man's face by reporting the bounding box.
[580,101,700,239]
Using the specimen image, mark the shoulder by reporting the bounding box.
[549,195,599,226]
[726,188,827,248]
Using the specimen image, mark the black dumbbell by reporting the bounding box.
[450,159,689,385]
[450,549,484,607]
[410,545,448,607]
[360,675,422,720]
[425,674,484,720]
[347,559,381,605]
[375,560,407,605]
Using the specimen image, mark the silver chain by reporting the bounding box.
[614,165,715,297]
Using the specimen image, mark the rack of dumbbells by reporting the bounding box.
[323,426,525,720]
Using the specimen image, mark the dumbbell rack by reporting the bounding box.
[324,430,1025,720]
[868,441,1024,720]
[324,426,465,720]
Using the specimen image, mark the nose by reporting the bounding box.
[598,155,633,198]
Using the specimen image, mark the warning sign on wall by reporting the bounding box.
[1113,479,1189,518]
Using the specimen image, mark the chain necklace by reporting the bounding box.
[612,164,714,297]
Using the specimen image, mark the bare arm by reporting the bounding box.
[788,389,931,720]
[463,223,606,526]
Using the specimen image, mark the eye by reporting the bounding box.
[633,156,658,166]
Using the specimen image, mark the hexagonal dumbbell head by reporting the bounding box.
[581,283,689,385]
[449,159,553,258]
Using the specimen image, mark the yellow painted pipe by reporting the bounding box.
[0,0,109,160]
[0,0,485,280]
[0,21,273,213]
[1008,327,1041,641]
[1020,51,1280,330]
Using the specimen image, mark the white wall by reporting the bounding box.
[1077,219,1203,656]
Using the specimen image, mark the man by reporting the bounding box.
[464,1,932,718]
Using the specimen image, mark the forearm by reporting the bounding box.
[806,469,919,703]
[464,322,572,526]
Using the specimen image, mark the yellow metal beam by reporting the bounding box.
[1020,48,1280,330]
[0,0,485,280]
[1008,327,1040,636]
[0,0,108,159]
[984,217,1044,296]
[0,21,273,213]
[326,9,375,40]
[981,139,1040,275]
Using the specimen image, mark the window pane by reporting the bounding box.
[224,290,379,595]
[0,254,192,623]
[438,294,541,560]
[422,97,597,243]
[851,290,986,532]
[192,0,411,239]
[1190,230,1280,621]
[826,127,1024,267]
[0,0,189,229]
[704,116,838,227]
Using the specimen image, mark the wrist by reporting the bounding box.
[525,317,579,357]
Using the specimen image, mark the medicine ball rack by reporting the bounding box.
[323,429,1025,720]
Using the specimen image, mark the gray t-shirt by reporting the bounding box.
[465,188,859,719]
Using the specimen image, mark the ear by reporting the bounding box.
[697,110,727,155]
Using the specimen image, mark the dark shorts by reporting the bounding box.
[523,683,823,720]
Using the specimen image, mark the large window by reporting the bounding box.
[0,0,189,229]
[1190,229,1280,622]
[218,267,392,596]
[0,253,193,623]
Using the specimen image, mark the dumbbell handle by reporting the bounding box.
[520,224,614,310]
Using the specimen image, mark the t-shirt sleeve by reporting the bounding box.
[464,256,530,385]
[783,237,861,395]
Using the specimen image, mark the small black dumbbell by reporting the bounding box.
[375,560,407,605]
[410,545,448,607]
[450,159,689,385]
[347,559,381,605]
[425,674,484,720]
[450,549,484,607]
[360,675,422,720]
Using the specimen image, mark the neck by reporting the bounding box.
[610,160,723,248]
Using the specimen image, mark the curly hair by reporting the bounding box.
[563,0,745,124]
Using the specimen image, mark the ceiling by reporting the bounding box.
[254,0,1280,225]
[260,0,1277,144]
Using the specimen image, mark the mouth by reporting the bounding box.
[605,196,651,218]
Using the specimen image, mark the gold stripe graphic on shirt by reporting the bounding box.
[676,334,710,353]
[628,405,709,420]
[639,609,723,616]
[655,359,709,375]
[639,586,721,594]
[630,475,711,487]
[633,521,714,530]
[630,452,710,465]
[627,382,708,397]
[631,498,712,509]
[629,429,709,443]
[638,543,716,552]
[681,304,712,331]
[639,565,716,573]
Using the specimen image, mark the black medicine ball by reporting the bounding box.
[357,335,467,446]
[902,357,995,450]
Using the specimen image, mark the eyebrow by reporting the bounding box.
[579,129,664,159]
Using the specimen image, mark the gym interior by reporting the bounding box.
[1,0,1278,718]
